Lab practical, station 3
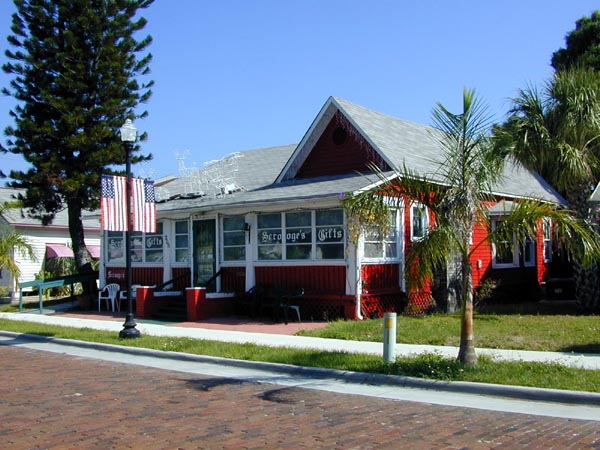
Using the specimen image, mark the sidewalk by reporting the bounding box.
[1,310,599,370]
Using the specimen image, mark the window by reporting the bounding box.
[174,220,190,263]
[256,209,345,261]
[285,211,312,260]
[523,234,535,267]
[105,222,164,264]
[257,213,282,260]
[107,231,124,263]
[364,210,400,260]
[316,209,345,260]
[543,219,552,262]
[143,222,164,262]
[223,216,246,261]
[410,203,428,241]
[491,219,518,268]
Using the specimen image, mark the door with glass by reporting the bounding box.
[193,219,216,292]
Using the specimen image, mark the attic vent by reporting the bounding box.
[332,127,347,145]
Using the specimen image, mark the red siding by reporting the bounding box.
[254,265,346,293]
[296,115,389,179]
[105,267,164,289]
[470,219,493,288]
[171,267,191,290]
[361,264,400,290]
[535,222,548,283]
[221,266,246,293]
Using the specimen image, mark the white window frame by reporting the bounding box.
[173,220,190,264]
[221,215,247,262]
[410,202,429,241]
[491,218,519,269]
[362,208,402,262]
[523,234,535,267]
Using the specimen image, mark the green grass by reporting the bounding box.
[1,317,599,393]
[297,313,600,353]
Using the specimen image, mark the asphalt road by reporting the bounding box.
[2,340,599,449]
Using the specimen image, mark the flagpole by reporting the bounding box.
[119,119,140,339]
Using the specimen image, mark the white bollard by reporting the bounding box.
[382,312,397,362]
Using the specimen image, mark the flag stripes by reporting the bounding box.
[132,178,157,233]
[101,175,127,231]
[101,175,156,233]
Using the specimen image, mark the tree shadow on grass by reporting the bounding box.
[560,344,600,354]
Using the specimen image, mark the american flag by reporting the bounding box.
[132,178,157,233]
[101,175,156,233]
[101,175,127,231]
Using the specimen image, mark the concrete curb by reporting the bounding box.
[1,331,598,407]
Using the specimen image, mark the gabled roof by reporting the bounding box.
[0,187,100,229]
[157,96,565,215]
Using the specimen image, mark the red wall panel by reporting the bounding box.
[255,265,346,293]
[296,115,389,179]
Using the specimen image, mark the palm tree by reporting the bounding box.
[495,68,600,309]
[0,231,35,288]
[344,88,600,365]
[0,202,35,290]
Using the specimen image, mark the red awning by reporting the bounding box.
[45,243,100,259]
[46,243,74,258]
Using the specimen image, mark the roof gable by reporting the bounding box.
[277,97,393,182]
[294,112,391,179]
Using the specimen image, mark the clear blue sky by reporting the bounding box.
[1,1,599,181]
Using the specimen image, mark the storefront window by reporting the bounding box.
[144,222,164,263]
[256,209,345,261]
[105,222,163,264]
[107,231,124,263]
[174,220,189,263]
[223,216,246,261]
[131,231,143,262]
[257,213,282,260]
[316,209,344,260]
[285,211,312,260]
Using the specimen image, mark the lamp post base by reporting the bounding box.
[119,313,141,338]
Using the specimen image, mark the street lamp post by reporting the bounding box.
[119,119,141,339]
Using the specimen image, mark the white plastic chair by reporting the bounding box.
[119,284,140,303]
[98,283,121,312]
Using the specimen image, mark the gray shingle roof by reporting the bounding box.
[332,97,566,205]
[156,96,565,216]
[0,187,99,229]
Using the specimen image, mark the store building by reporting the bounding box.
[99,97,564,320]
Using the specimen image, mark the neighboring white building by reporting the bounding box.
[0,187,101,299]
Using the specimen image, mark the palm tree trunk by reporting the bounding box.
[458,257,477,365]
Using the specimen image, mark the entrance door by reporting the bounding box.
[193,219,216,292]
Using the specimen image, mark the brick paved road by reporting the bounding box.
[1,346,599,449]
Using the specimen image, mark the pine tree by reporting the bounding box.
[2,0,154,285]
